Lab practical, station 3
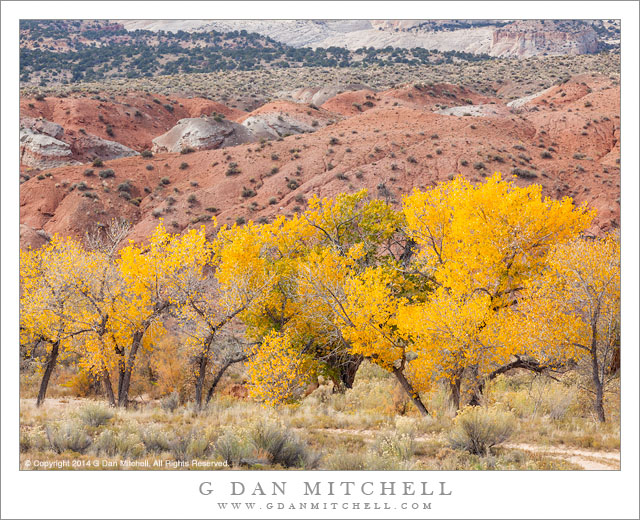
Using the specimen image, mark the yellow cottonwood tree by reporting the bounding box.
[20,237,95,405]
[398,173,595,408]
[516,234,620,421]
[239,190,405,404]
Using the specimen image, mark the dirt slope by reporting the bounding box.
[19,74,620,249]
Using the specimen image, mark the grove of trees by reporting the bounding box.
[20,174,620,421]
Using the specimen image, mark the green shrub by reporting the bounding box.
[179,162,189,170]
[92,158,104,167]
[77,403,114,427]
[46,421,92,454]
[167,430,210,462]
[511,167,538,179]
[141,426,171,453]
[214,429,251,466]
[141,150,153,158]
[99,169,115,178]
[249,421,319,469]
[180,146,195,154]
[93,430,144,458]
[448,406,515,455]
[117,181,132,193]
[226,162,240,176]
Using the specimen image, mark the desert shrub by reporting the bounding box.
[187,194,197,203]
[141,150,153,158]
[20,431,33,453]
[180,146,195,154]
[473,162,485,170]
[92,158,104,167]
[540,151,553,159]
[146,164,154,171]
[179,162,189,170]
[167,430,210,462]
[106,125,114,137]
[117,181,132,193]
[241,187,257,198]
[77,403,114,427]
[46,421,92,454]
[93,430,144,458]
[83,169,94,177]
[160,177,170,185]
[226,162,240,176]
[287,179,300,190]
[160,392,181,413]
[249,421,319,469]
[448,406,515,455]
[98,169,115,178]
[511,167,538,179]
[214,428,251,466]
[235,217,246,226]
[323,449,368,470]
[141,425,171,453]
[375,431,416,461]
[573,153,586,160]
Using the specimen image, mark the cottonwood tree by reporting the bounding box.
[20,238,94,405]
[398,174,595,409]
[517,234,620,422]
[172,222,269,409]
[241,191,422,407]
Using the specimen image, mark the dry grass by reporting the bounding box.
[19,361,620,470]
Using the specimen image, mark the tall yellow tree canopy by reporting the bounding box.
[21,175,614,418]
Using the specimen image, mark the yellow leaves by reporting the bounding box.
[245,331,317,406]
[20,175,609,406]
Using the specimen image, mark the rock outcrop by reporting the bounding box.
[19,127,79,169]
[282,84,371,106]
[71,135,138,162]
[490,21,599,58]
[151,117,256,153]
[20,117,64,140]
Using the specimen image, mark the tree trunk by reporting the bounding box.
[340,354,363,389]
[590,307,606,422]
[117,330,143,407]
[36,340,59,406]
[591,345,606,423]
[205,354,250,405]
[467,365,482,406]
[194,354,208,410]
[449,371,463,411]
[393,368,429,416]
[102,369,116,407]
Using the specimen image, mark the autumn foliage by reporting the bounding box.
[20,174,619,421]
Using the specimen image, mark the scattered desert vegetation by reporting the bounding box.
[20,363,620,470]
[18,19,621,473]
